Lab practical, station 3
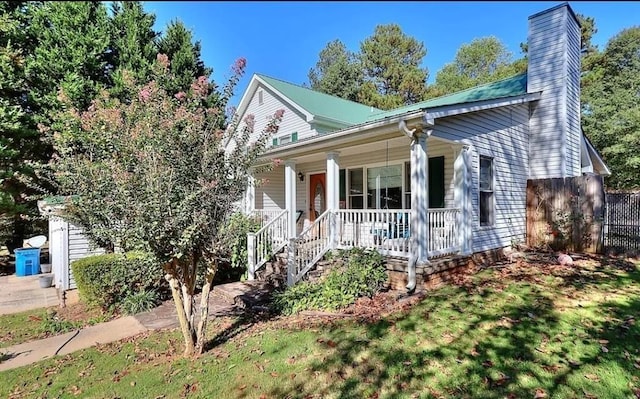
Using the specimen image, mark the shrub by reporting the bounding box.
[216,212,262,281]
[272,248,387,315]
[71,251,165,310]
[119,290,160,315]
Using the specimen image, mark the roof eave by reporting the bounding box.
[259,111,424,161]
[423,92,541,122]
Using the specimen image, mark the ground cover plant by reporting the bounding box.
[1,253,638,398]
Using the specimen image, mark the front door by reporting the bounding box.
[309,173,326,221]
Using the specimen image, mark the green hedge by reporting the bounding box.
[71,251,165,310]
[272,248,388,315]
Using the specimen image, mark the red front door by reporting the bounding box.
[309,173,326,222]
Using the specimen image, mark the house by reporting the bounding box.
[37,197,104,291]
[234,2,610,290]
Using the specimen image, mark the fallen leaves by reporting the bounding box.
[534,388,547,398]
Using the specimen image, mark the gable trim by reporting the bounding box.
[582,131,611,176]
[234,75,315,124]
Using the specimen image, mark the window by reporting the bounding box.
[258,90,263,105]
[403,157,445,209]
[367,165,402,209]
[272,132,298,147]
[349,168,364,209]
[479,156,494,226]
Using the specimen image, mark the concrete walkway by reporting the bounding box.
[0,273,59,315]
[0,280,272,372]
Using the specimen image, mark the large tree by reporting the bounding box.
[426,36,526,99]
[157,20,212,97]
[50,55,283,356]
[308,39,363,102]
[0,1,215,250]
[308,24,428,109]
[107,1,159,100]
[581,27,640,189]
[359,24,429,109]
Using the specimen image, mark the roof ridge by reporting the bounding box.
[256,73,381,111]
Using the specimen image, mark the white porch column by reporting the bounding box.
[411,130,431,264]
[326,152,340,249]
[245,168,255,215]
[284,160,297,239]
[454,146,473,255]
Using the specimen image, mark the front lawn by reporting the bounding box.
[1,254,639,398]
[0,304,114,349]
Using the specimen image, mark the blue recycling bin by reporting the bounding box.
[14,248,41,277]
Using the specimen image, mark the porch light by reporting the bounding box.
[298,172,304,182]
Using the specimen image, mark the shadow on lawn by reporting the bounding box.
[266,255,639,399]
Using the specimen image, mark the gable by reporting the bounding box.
[235,81,317,146]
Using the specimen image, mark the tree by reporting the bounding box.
[107,1,159,100]
[581,27,640,189]
[426,36,526,98]
[359,24,429,109]
[49,55,284,356]
[157,20,212,97]
[308,39,363,102]
[0,1,51,250]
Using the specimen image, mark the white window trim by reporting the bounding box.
[478,154,495,228]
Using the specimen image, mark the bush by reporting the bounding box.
[216,212,262,281]
[272,248,387,315]
[71,251,165,310]
[119,290,160,315]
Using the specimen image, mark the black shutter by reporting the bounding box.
[429,156,445,208]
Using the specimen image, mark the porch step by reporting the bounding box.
[255,252,288,287]
[211,281,275,309]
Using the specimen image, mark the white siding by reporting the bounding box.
[238,83,318,146]
[434,105,530,253]
[527,4,582,178]
[66,222,105,290]
[254,166,285,211]
[48,218,105,290]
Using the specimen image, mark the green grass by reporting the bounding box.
[1,254,639,398]
[0,306,112,348]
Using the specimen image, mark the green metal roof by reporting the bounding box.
[366,73,528,122]
[257,74,381,126]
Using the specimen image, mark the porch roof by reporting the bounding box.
[366,73,528,122]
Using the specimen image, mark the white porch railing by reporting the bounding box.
[247,209,288,280]
[335,209,412,257]
[250,207,461,285]
[250,209,284,229]
[428,208,461,257]
[288,210,331,285]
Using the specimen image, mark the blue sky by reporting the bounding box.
[142,1,640,105]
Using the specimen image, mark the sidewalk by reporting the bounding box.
[0,273,59,315]
[0,281,271,372]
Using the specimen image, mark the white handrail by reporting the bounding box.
[247,209,288,280]
[288,209,331,285]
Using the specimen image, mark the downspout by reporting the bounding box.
[399,119,419,293]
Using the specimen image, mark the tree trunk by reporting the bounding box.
[164,259,196,357]
[195,260,218,355]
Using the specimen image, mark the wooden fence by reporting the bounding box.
[526,175,605,253]
[604,192,640,252]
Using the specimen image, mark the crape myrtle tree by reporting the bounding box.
[49,55,284,356]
